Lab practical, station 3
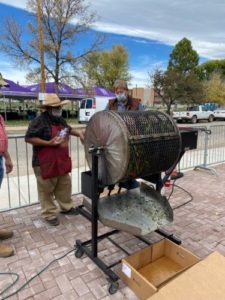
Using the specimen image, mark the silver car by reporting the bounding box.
[214,106,225,120]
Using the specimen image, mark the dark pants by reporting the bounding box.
[119,179,139,190]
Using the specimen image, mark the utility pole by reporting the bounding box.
[36,0,46,93]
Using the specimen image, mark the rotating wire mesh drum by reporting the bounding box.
[84,110,181,186]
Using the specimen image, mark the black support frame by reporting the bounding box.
[74,146,181,294]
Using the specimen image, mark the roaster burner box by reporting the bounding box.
[81,171,105,199]
[81,171,92,199]
[179,128,198,151]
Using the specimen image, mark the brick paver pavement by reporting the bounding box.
[0,164,225,299]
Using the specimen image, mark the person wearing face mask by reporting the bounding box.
[105,79,144,111]
[25,93,85,226]
[105,80,144,190]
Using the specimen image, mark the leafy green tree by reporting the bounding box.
[204,72,225,104]
[168,37,199,75]
[151,37,203,112]
[151,68,204,114]
[0,0,103,92]
[83,44,131,91]
[197,60,225,80]
[180,72,205,104]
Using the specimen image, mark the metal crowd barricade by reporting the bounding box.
[1,124,225,211]
[205,125,225,165]
[179,124,225,172]
[0,134,87,211]
[194,127,217,174]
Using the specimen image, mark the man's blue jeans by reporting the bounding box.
[0,156,3,187]
[119,179,139,190]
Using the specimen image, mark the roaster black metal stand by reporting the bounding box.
[75,146,121,294]
[74,146,181,295]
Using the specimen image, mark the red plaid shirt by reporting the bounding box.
[0,115,8,154]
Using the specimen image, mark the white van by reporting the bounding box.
[78,96,111,123]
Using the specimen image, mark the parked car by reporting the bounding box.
[173,105,215,124]
[213,106,225,121]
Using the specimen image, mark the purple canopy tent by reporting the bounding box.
[0,78,37,121]
[23,82,80,100]
[23,83,115,99]
[0,79,35,99]
[74,86,115,97]
[24,82,93,119]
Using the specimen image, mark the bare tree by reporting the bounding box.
[0,0,104,92]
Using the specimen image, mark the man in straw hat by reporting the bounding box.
[25,93,84,226]
[0,73,14,257]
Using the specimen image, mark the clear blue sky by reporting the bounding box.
[0,1,224,87]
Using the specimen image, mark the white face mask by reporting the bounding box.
[116,93,127,102]
[50,107,62,117]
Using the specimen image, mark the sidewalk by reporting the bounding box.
[0,164,225,299]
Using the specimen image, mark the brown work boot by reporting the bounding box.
[0,244,14,258]
[0,229,13,240]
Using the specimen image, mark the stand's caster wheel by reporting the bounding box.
[108,282,119,294]
[75,247,84,258]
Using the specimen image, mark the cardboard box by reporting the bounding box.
[149,251,225,300]
[120,239,200,300]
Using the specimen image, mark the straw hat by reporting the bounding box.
[37,93,71,108]
[0,73,9,87]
